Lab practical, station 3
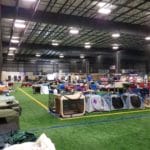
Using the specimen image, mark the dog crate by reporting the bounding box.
[32,85,41,94]
[53,92,85,118]
[122,93,144,109]
[85,94,105,112]
[110,94,127,110]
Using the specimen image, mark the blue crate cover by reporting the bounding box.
[85,94,111,112]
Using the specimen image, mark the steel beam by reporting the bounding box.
[2,41,147,58]
[0,5,3,80]
[115,51,120,73]
[1,5,150,36]
[2,41,113,54]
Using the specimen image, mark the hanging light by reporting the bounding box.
[85,44,91,49]
[97,2,107,7]
[145,36,150,41]
[51,40,60,46]
[36,53,41,57]
[80,55,85,59]
[112,33,120,38]
[84,42,91,49]
[8,53,14,56]
[52,41,59,46]
[9,47,17,51]
[14,19,26,29]
[15,19,26,23]
[69,27,79,34]
[98,8,111,15]
[84,42,92,49]
[11,39,19,43]
[52,42,59,46]
[112,46,119,50]
[14,23,26,28]
[12,36,20,39]
[59,54,64,58]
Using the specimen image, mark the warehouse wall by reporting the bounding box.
[2,53,149,78]
[1,71,25,81]
[2,61,70,74]
[1,61,70,81]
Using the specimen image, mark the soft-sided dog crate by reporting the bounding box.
[85,94,104,112]
[55,92,85,118]
[122,93,144,109]
[110,94,127,110]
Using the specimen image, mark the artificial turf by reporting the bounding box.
[11,86,150,150]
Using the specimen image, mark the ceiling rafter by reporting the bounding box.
[1,5,150,36]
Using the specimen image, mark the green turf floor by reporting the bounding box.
[11,86,150,150]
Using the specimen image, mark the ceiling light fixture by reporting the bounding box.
[14,19,26,28]
[9,47,17,51]
[12,36,20,39]
[98,8,111,15]
[36,54,41,57]
[85,42,91,45]
[11,39,19,43]
[52,42,59,46]
[80,55,85,59]
[145,36,150,41]
[112,43,119,47]
[59,54,64,58]
[69,27,79,35]
[112,46,119,50]
[14,23,26,28]
[52,40,60,46]
[84,42,91,49]
[97,2,106,7]
[112,33,120,38]
[15,19,26,23]
[8,53,14,56]
[85,45,91,49]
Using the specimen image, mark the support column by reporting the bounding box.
[145,59,149,74]
[71,61,77,73]
[115,51,121,73]
[81,59,86,73]
[97,55,102,72]
[85,60,89,74]
[0,6,3,80]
